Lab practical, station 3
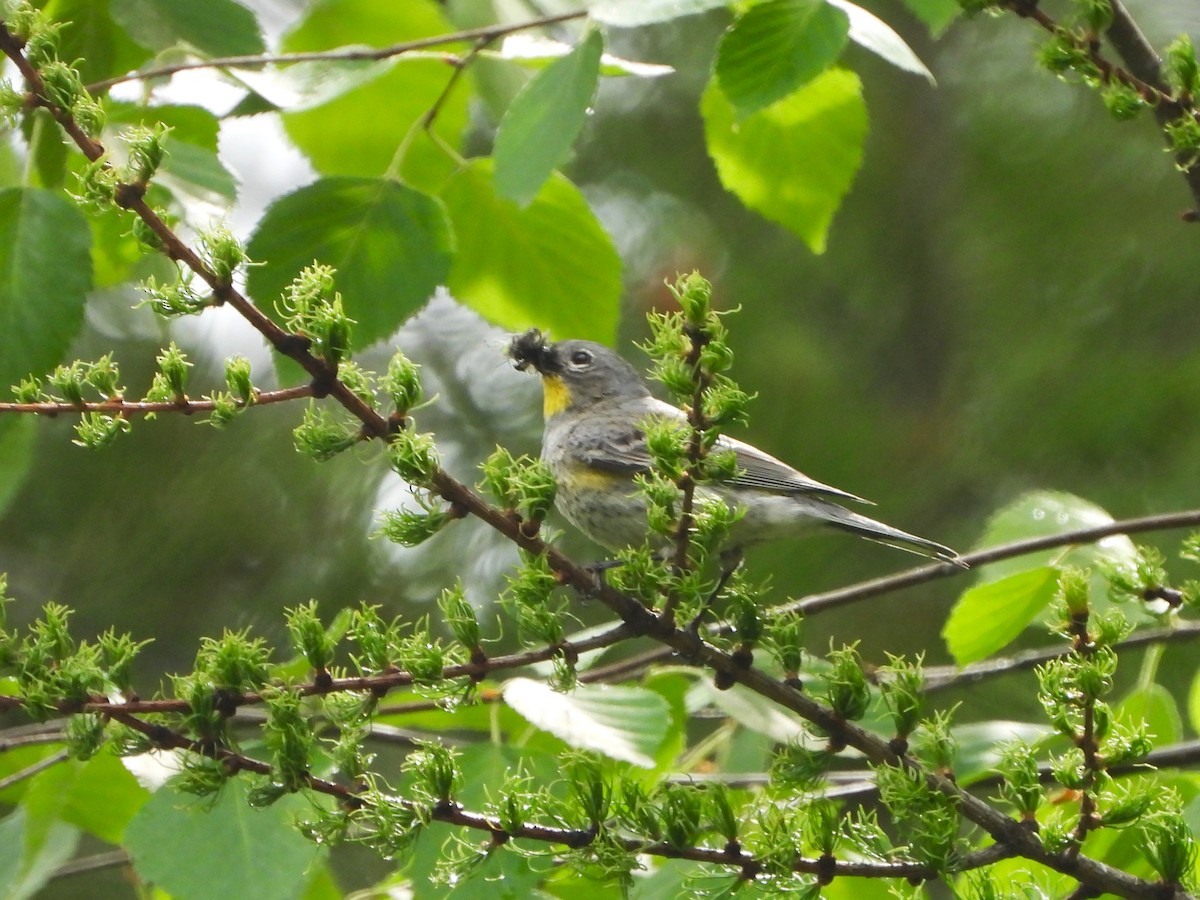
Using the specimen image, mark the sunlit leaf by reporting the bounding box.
[942,566,1062,664]
[439,160,621,342]
[702,68,866,253]
[715,0,849,117]
[281,0,467,191]
[246,177,453,349]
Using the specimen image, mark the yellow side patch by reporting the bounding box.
[561,461,627,489]
[542,375,572,418]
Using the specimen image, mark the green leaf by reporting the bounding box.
[0,188,92,391]
[110,0,266,56]
[898,0,960,36]
[439,160,621,342]
[715,0,849,117]
[502,677,671,767]
[281,0,467,191]
[58,754,151,844]
[942,566,1062,664]
[588,0,730,27]
[44,0,152,85]
[828,0,934,82]
[125,779,317,900]
[702,68,866,254]
[1119,683,1181,745]
[973,491,1138,582]
[494,29,604,206]
[246,177,453,349]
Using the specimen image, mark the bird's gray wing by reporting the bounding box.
[570,403,871,505]
[716,434,872,504]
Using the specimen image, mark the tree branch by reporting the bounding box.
[83,12,588,94]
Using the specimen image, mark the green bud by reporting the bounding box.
[1166,34,1200,98]
[403,740,460,805]
[825,643,871,722]
[382,352,422,414]
[878,653,925,740]
[73,156,118,208]
[86,353,122,398]
[156,342,192,397]
[1080,0,1112,33]
[1139,805,1197,885]
[764,609,805,677]
[224,356,254,403]
[262,687,313,793]
[285,601,336,672]
[387,428,440,485]
[138,275,210,317]
[1101,81,1144,121]
[196,628,272,691]
[994,741,1043,817]
[438,583,481,652]
[124,123,170,184]
[376,505,453,547]
[1057,566,1091,618]
[73,413,131,448]
[204,391,242,428]
[201,225,247,286]
[1163,115,1200,171]
[668,270,714,327]
[294,404,361,460]
[12,376,47,403]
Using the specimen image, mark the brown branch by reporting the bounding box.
[924,620,1200,693]
[1000,0,1200,216]
[83,12,588,94]
[1104,0,1200,214]
[0,748,68,790]
[0,385,313,417]
[0,622,635,717]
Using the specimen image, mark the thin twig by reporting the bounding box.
[49,850,131,881]
[0,384,313,417]
[0,749,68,790]
[84,12,588,94]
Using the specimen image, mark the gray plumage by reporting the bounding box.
[509,330,961,565]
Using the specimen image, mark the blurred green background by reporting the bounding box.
[1,0,1197,693]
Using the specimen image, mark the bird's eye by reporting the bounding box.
[569,349,593,367]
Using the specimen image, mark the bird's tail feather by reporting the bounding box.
[822,508,966,567]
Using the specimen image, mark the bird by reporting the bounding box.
[508,328,961,566]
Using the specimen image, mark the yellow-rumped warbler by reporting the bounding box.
[509,329,961,565]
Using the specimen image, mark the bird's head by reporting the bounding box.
[508,329,650,419]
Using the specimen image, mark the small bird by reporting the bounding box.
[509,329,961,565]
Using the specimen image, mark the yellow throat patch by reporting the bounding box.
[541,375,572,418]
